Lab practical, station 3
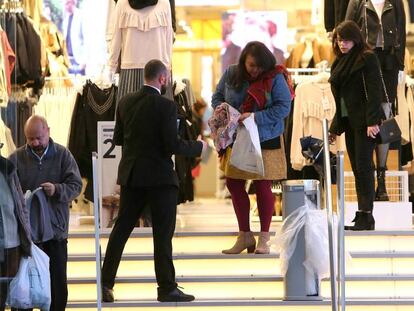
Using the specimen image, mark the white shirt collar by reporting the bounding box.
[144,84,161,94]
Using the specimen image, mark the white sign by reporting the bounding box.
[97,121,121,228]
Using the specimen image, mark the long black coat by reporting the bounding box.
[330,52,384,135]
[324,0,350,32]
[114,86,202,187]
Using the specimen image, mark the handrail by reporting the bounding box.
[92,152,102,311]
[322,119,338,311]
[337,151,346,311]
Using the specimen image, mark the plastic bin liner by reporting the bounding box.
[275,197,330,295]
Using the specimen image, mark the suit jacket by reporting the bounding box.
[114,85,202,187]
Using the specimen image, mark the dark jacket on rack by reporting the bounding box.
[0,156,31,258]
[173,84,197,204]
[5,12,43,91]
[329,51,384,134]
[324,0,351,32]
[68,81,117,201]
[346,0,406,70]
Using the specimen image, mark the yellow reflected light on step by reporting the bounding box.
[67,281,414,302]
[68,234,414,256]
[67,257,414,279]
[68,308,414,311]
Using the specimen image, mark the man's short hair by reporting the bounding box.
[144,59,167,81]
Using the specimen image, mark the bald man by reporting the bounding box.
[9,115,82,311]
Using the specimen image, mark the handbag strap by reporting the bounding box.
[378,68,390,104]
[362,69,393,117]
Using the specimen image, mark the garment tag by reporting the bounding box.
[321,96,330,111]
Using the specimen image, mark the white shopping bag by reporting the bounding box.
[230,115,264,176]
[7,243,51,311]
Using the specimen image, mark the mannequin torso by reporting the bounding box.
[300,39,313,68]
[371,0,385,18]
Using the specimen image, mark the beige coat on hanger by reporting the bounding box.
[286,39,333,68]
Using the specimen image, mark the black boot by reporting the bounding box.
[344,211,375,231]
[375,168,389,201]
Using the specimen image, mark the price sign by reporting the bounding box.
[97,121,121,228]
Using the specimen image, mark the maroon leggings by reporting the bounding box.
[226,178,274,232]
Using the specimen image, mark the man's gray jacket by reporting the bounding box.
[9,139,82,240]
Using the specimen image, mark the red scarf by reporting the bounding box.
[241,65,294,113]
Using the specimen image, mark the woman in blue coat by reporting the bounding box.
[212,41,292,254]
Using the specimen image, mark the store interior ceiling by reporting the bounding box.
[175,0,317,28]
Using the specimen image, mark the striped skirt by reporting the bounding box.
[116,68,144,104]
[117,68,174,105]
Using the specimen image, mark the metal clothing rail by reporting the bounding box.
[44,76,77,81]
[287,68,325,74]
[322,119,346,311]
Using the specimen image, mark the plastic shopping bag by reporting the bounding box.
[230,115,264,176]
[7,243,51,311]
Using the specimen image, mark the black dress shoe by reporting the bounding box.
[102,286,114,302]
[157,288,195,302]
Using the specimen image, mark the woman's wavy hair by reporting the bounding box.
[230,41,276,89]
[332,20,371,57]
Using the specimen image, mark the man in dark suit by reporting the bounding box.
[101,59,206,303]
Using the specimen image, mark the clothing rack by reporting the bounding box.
[288,67,331,84]
[0,0,23,13]
[44,76,77,81]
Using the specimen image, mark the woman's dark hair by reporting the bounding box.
[332,20,371,57]
[231,41,276,89]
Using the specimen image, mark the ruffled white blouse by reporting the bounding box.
[108,0,173,71]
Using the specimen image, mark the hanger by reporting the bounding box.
[311,60,330,83]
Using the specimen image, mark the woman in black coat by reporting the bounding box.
[329,20,384,230]
[346,0,406,201]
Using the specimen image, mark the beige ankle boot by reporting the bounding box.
[222,231,256,254]
[255,232,270,254]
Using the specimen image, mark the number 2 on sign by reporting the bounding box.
[103,138,116,159]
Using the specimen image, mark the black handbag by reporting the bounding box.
[378,117,401,144]
[362,70,401,144]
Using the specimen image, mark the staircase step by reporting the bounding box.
[67,251,414,261]
[65,298,414,310]
[67,256,414,278]
[66,278,414,301]
[67,274,414,284]
[67,230,414,255]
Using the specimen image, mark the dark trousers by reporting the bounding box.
[33,239,68,311]
[345,122,377,212]
[102,185,178,293]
